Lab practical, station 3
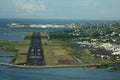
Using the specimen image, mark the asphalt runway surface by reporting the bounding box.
[27,32,45,66]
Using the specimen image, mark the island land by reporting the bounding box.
[0,30,120,70]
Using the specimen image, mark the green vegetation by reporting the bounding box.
[47,28,120,70]
[41,32,78,66]
[48,23,120,44]
[0,29,120,70]
[10,52,18,64]
[48,31,109,64]
[70,49,115,64]
[111,64,120,71]
[0,40,18,52]
[0,32,32,64]
[11,32,32,64]
[42,31,116,65]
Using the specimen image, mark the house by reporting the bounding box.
[100,43,114,51]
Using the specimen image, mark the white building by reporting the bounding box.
[112,52,120,55]
[100,43,114,51]
[112,48,120,55]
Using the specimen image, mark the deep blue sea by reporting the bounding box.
[0,19,120,80]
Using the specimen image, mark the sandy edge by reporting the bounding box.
[0,63,100,68]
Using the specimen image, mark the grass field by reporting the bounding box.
[0,32,119,69]
[70,49,115,64]
[41,32,79,66]
[0,32,32,64]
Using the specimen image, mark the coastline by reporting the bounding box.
[0,63,100,68]
[0,32,120,71]
[1,63,119,71]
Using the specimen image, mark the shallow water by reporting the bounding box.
[0,51,15,63]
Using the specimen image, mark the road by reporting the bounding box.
[27,32,45,66]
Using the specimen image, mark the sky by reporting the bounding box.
[0,0,120,20]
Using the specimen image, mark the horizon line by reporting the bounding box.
[0,18,120,21]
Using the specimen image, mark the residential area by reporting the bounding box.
[48,23,120,62]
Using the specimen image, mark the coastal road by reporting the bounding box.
[27,32,45,66]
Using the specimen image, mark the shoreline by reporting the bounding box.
[0,63,118,71]
[0,63,100,68]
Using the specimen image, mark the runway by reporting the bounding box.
[27,32,45,66]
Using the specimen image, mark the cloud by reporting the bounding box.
[12,0,46,13]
